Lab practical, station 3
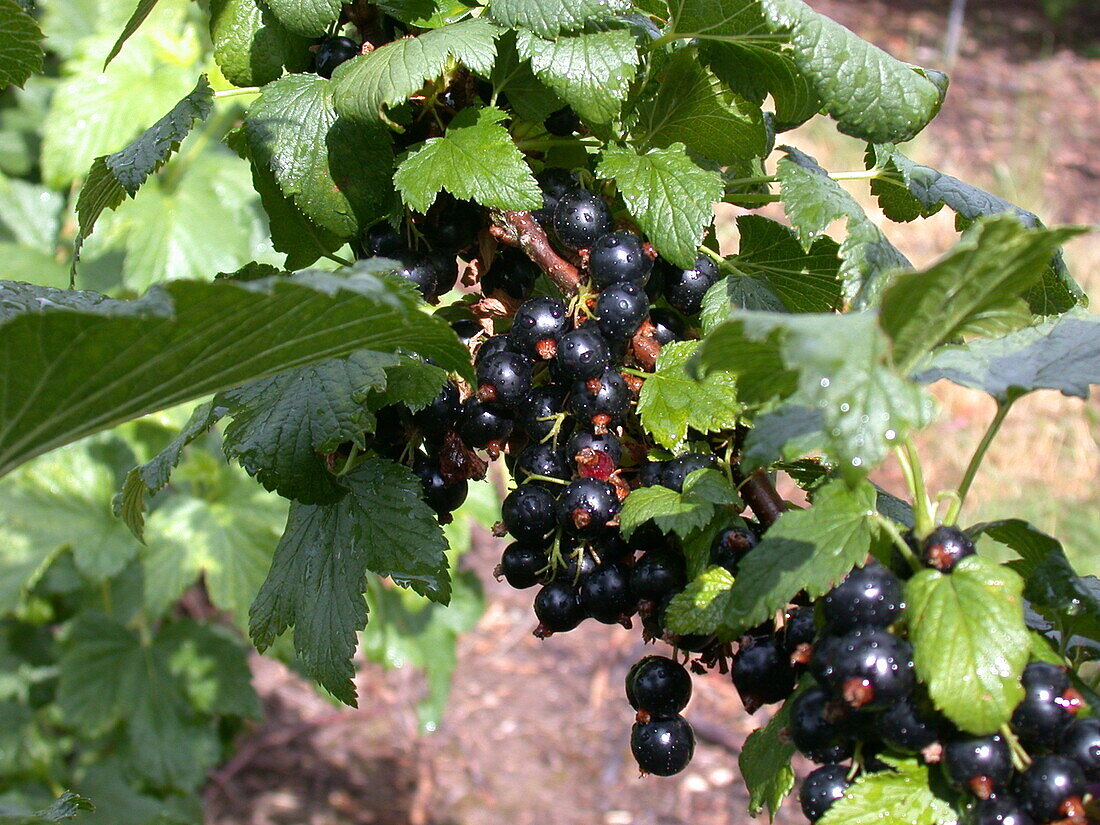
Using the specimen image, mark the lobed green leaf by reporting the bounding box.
[209,0,313,86]
[818,756,955,825]
[0,0,44,90]
[488,0,632,38]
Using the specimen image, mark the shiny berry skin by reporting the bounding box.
[783,606,817,655]
[567,429,622,467]
[639,460,667,488]
[544,105,580,137]
[800,765,850,822]
[1061,717,1100,780]
[943,734,1013,794]
[364,221,402,256]
[970,797,1035,825]
[579,563,634,624]
[630,715,695,776]
[474,334,513,365]
[662,453,718,493]
[556,328,611,382]
[519,385,570,443]
[821,562,904,633]
[732,636,796,711]
[789,685,854,764]
[482,247,540,300]
[920,525,976,572]
[392,248,451,299]
[1011,662,1077,750]
[413,453,467,515]
[458,398,513,449]
[556,547,599,583]
[476,351,533,409]
[533,580,586,634]
[509,296,570,359]
[648,308,684,345]
[499,543,548,589]
[710,523,757,575]
[1012,755,1086,822]
[553,189,613,250]
[875,695,942,754]
[412,380,461,444]
[626,655,692,716]
[536,167,580,209]
[811,627,914,709]
[630,550,686,601]
[421,193,480,253]
[568,369,631,430]
[451,318,482,347]
[663,255,720,315]
[501,485,557,544]
[595,282,649,341]
[557,478,620,538]
[515,442,570,488]
[588,231,653,288]
[315,36,359,78]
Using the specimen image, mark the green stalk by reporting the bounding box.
[874,514,921,573]
[944,399,1015,525]
[895,439,934,538]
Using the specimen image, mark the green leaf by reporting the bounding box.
[103,0,161,67]
[245,73,395,238]
[739,696,796,819]
[0,0,44,90]
[914,314,1100,403]
[487,0,632,37]
[249,458,450,705]
[664,565,735,635]
[691,317,797,405]
[632,47,766,166]
[218,350,397,504]
[636,340,740,451]
[777,147,909,309]
[394,107,541,213]
[0,793,94,825]
[905,555,1029,734]
[488,30,563,123]
[264,0,341,36]
[0,266,471,479]
[158,619,261,718]
[700,275,786,332]
[724,478,880,630]
[597,143,723,269]
[73,75,214,264]
[818,756,955,825]
[0,176,65,253]
[517,29,638,126]
[333,18,500,122]
[741,404,826,470]
[880,216,1083,374]
[209,0,313,86]
[373,357,448,410]
[619,468,739,540]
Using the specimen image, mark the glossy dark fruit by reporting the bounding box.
[476,351,533,409]
[474,334,513,365]
[1012,755,1086,822]
[568,368,631,430]
[501,485,557,544]
[421,192,481,253]
[588,231,653,288]
[482,246,540,300]
[875,694,942,754]
[556,328,611,382]
[509,296,570,359]
[556,547,599,583]
[710,523,758,575]
[593,283,645,343]
[630,550,686,601]
[661,453,718,493]
[364,221,403,256]
[800,765,850,822]
[553,189,613,251]
[458,398,513,450]
[315,36,359,78]
[1060,717,1100,780]
[920,525,976,572]
[1011,662,1078,750]
[732,636,796,711]
[392,248,451,299]
[970,797,1035,825]
[536,167,580,209]
[648,308,684,345]
[663,255,720,315]
[567,429,622,468]
[413,380,461,444]
[630,715,695,776]
[533,580,586,634]
[515,442,570,487]
[811,627,914,709]
[626,655,692,715]
[789,685,854,764]
[544,105,581,137]
[499,543,549,589]
[413,453,467,515]
[638,460,667,488]
[557,478,620,538]
[943,734,1013,794]
[782,606,817,655]
[519,385,571,443]
[579,563,634,624]
[821,562,904,633]
[451,318,483,347]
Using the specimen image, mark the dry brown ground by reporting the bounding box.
[206,3,1100,824]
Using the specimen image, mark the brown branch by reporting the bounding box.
[489,210,582,295]
[737,468,786,528]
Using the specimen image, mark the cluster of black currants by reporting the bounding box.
[790,526,1096,825]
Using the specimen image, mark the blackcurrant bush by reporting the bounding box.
[501,485,557,544]
[710,523,758,575]
[1011,661,1078,750]
[921,525,976,572]
[544,105,581,137]
[663,254,720,315]
[661,453,718,493]
[595,282,649,341]
[314,35,359,78]
[553,189,613,251]
[519,385,571,443]
[482,247,540,300]
[630,550,686,602]
[811,627,914,709]
[474,334,513,366]
[648,308,684,345]
[630,715,695,776]
[412,453,467,515]
[969,796,1035,825]
[556,328,611,382]
[731,636,796,712]
[509,296,570,360]
[800,764,850,822]
[626,655,692,716]
[515,442,570,487]
[557,478,620,538]
[498,543,549,589]
[789,685,854,764]
[588,230,653,288]
[821,562,904,633]
[875,694,942,754]
[412,379,461,444]
[364,221,403,256]
[458,398,513,451]
[536,167,580,210]
[533,580,586,634]
[943,734,1013,795]
[1060,717,1100,780]
[1012,755,1086,822]
[579,562,634,624]
[476,351,533,409]
[568,368,631,431]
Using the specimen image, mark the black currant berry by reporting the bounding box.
[568,368,631,431]
[661,453,718,493]
[314,36,359,78]
[663,255,720,315]
[782,606,818,656]
[588,230,653,288]
[648,308,684,345]
[595,281,649,341]
[630,550,686,602]
[544,106,580,137]
[921,525,977,572]
[732,636,796,712]
[501,485,557,544]
[556,328,611,382]
[413,453,467,516]
[630,715,695,776]
[476,351,533,409]
[519,385,571,443]
[875,694,942,754]
[1011,662,1078,750]
[392,249,451,299]
[557,478,620,538]
[458,398,513,451]
[943,734,1013,796]
[1061,717,1100,780]
[970,796,1035,825]
[474,334,513,366]
[579,563,634,624]
[800,764,850,822]
[821,562,904,633]
[451,318,483,347]
[482,247,540,300]
[556,547,599,583]
[421,192,481,253]
[498,543,549,589]
[811,627,914,709]
[553,189,613,251]
[789,685,854,764]
[710,523,757,575]
[533,580,586,635]
[364,221,402,256]
[638,460,668,488]
[515,442,571,488]
[412,380,461,444]
[626,655,692,716]
[566,430,622,481]
[509,296,570,360]
[1012,755,1086,822]
[536,167,580,210]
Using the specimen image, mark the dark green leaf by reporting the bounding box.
[664,565,735,635]
[158,620,262,718]
[373,357,448,411]
[488,30,563,123]
[700,275,786,333]
[739,695,796,819]
[103,0,161,67]
[0,0,43,90]
[818,756,955,825]
[210,0,313,86]
[487,0,632,37]
[691,317,797,406]
[618,469,739,539]
[702,39,820,133]
[741,404,825,470]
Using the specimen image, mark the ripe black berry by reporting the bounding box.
[501,485,557,544]
[970,796,1035,825]
[821,562,904,633]
[566,429,622,478]
[392,249,451,299]
[498,543,549,589]
[556,547,599,583]
[588,230,653,288]
[451,318,483,347]
[568,368,631,431]
[921,525,976,572]
[314,36,359,78]
[710,523,757,575]
[474,334,513,365]
[782,606,817,656]
[515,442,570,488]
[731,635,796,712]
[579,562,634,624]
[557,478,620,538]
[364,221,402,256]
[800,764,850,822]
[630,550,686,601]
[662,255,720,315]
[458,398,513,452]
[553,189,613,251]
[476,351,533,409]
[421,192,481,253]
[533,580,586,635]
[630,715,695,776]
[595,281,649,341]
[811,627,914,709]
[943,734,1013,796]
[413,453,467,516]
[626,655,692,716]
[875,694,942,754]
[537,167,580,210]
[1011,662,1078,750]
[509,296,570,359]
[519,385,570,443]
[648,308,684,345]
[544,105,580,137]
[638,460,667,488]
[556,328,611,382]
[1012,755,1086,822]
[1061,717,1100,780]
[412,379,461,444]
[661,453,718,493]
[789,685,854,764]
[482,247,540,300]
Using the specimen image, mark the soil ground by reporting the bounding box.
[206,3,1100,824]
